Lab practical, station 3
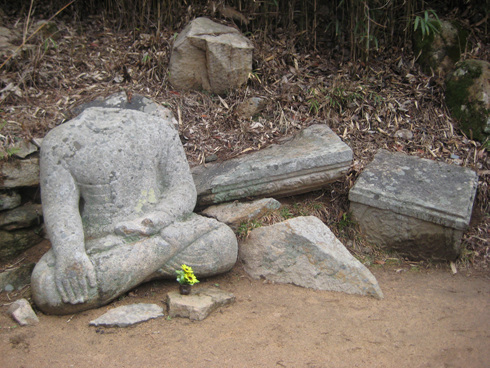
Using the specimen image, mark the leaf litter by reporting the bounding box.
[0,14,488,271]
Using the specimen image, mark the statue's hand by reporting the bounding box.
[115,212,172,237]
[55,252,97,304]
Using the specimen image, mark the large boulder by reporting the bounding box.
[413,19,468,77]
[169,17,253,94]
[239,216,383,299]
[446,59,490,142]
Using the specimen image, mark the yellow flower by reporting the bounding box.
[181,264,193,273]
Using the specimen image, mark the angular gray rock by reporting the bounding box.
[167,287,235,321]
[0,227,43,260]
[169,17,253,94]
[201,198,281,229]
[236,97,267,119]
[0,191,21,210]
[192,124,352,205]
[239,216,383,299]
[349,149,478,261]
[8,298,39,326]
[0,263,35,292]
[0,157,40,188]
[0,203,43,230]
[89,303,164,327]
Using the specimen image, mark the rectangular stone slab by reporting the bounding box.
[349,149,478,230]
[192,124,352,205]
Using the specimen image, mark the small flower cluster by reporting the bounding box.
[176,264,200,285]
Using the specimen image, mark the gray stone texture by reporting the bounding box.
[73,92,178,128]
[8,298,39,326]
[0,157,40,188]
[32,105,237,315]
[169,17,253,94]
[89,303,164,327]
[167,287,236,321]
[192,124,352,205]
[201,198,281,229]
[239,216,383,299]
[0,203,42,230]
[12,141,38,159]
[0,191,21,210]
[235,97,267,119]
[446,59,490,142]
[0,227,43,260]
[349,149,478,261]
[0,263,35,292]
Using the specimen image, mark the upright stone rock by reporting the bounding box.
[446,59,490,142]
[169,17,253,94]
[413,19,468,77]
[349,150,478,261]
[192,124,352,205]
[239,216,383,299]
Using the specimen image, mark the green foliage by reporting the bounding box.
[237,220,262,238]
[413,10,441,40]
[337,212,355,231]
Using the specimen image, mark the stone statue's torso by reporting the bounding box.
[48,109,174,237]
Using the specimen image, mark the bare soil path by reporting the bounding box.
[1,265,489,368]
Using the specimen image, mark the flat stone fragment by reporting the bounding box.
[0,191,21,211]
[192,125,352,205]
[167,287,235,321]
[349,150,478,261]
[201,198,281,229]
[89,303,164,327]
[239,216,383,299]
[0,203,43,230]
[0,157,40,188]
[8,298,39,326]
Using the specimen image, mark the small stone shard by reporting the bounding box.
[167,287,236,321]
[89,303,164,327]
[8,298,39,326]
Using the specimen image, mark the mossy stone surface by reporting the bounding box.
[413,20,469,76]
[445,60,490,142]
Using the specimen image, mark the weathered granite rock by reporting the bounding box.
[169,17,253,94]
[89,303,164,327]
[236,97,267,119]
[32,106,237,315]
[0,191,21,210]
[0,227,43,260]
[413,19,468,77]
[201,198,281,229]
[0,157,40,188]
[73,92,178,128]
[167,287,235,321]
[239,216,383,299]
[192,124,352,205]
[349,150,478,261]
[11,141,38,159]
[0,263,35,292]
[0,203,43,230]
[8,299,39,326]
[446,59,490,142]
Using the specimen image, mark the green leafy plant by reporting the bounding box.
[414,10,441,40]
[176,264,199,285]
[237,220,262,238]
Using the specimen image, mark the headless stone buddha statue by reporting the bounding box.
[32,105,238,314]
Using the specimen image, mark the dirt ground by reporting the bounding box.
[0,263,489,368]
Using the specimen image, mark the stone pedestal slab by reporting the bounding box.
[349,150,478,261]
[192,124,352,205]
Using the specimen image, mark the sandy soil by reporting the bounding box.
[0,263,489,368]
